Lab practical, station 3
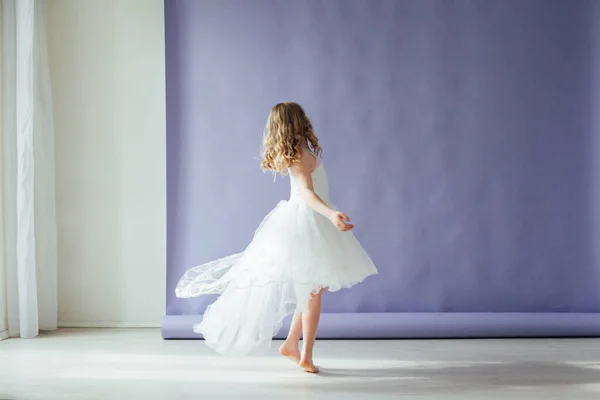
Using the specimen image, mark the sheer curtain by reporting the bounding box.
[0,0,57,339]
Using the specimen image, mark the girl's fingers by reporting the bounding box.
[338,223,354,231]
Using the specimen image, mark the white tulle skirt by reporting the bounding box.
[175,199,378,356]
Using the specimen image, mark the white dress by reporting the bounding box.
[175,151,378,355]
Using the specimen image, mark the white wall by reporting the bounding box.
[47,0,166,327]
[0,4,7,339]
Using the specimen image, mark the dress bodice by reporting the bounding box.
[289,152,331,205]
[289,163,331,203]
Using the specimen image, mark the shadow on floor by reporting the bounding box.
[282,361,600,395]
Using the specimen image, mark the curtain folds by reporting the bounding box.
[1,0,57,339]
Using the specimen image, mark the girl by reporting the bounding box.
[176,102,378,373]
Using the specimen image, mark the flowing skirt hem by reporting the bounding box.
[192,268,378,356]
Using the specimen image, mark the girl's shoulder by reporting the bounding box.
[301,147,320,171]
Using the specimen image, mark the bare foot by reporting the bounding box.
[279,342,301,364]
[299,358,320,373]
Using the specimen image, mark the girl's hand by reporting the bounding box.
[329,211,355,232]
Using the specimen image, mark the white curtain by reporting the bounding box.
[0,0,57,339]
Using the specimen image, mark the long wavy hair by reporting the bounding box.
[260,102,322,175]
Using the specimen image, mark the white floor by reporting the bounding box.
[1,329,600,399]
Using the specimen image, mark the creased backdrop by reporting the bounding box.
[163,0,600,338]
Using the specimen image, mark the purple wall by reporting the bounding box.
[165,0,600,337]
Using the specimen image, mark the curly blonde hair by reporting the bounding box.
[260,102,322,174]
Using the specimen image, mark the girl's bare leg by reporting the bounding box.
[299,288,326,373]
[279,312,302,363]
